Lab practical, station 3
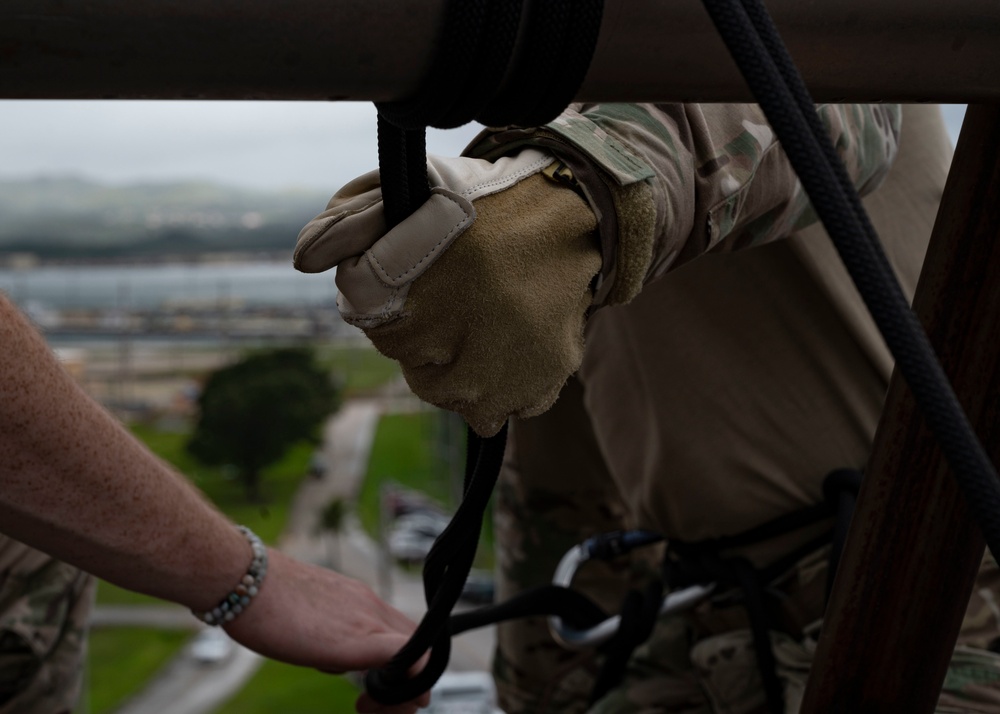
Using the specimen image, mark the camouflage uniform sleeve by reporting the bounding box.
[0,536,94,713]
[465,103,901,306]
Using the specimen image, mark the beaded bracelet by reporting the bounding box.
[193,525,268,626]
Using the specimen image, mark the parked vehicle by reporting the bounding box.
[391,512,451,538]
[387,529,438,564]
[384,489,439,519]
[459,571,495,605]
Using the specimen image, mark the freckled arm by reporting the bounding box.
[0,291,247,611]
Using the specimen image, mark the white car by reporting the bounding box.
[392,512,451,538]
[387,529,438,564]
[426,672,502,714]
[386,512,451,563]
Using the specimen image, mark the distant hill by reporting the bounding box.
[0,176,332,260]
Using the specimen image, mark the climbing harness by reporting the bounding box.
[364,0,1000,708]
[548,531,711,650]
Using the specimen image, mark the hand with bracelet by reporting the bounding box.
[0,293,429,713]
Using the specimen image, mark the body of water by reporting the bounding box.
[0,260,337,311]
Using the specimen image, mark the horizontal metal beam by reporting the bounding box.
[0,0,997,102]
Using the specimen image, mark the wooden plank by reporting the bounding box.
[801,103,1000,712]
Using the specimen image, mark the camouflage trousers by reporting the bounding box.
[494,381,1000,714]
[0,536,95,714]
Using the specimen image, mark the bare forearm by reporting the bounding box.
[0,293,246,610]
[0,295,431,709]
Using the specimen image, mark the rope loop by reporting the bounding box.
[364,426,508,705]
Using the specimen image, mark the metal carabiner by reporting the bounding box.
[547,531,716,649]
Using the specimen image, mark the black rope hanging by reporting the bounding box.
[365,0,605,704]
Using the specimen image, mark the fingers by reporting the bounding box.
[338,632,416,672]
[354,644,432,713]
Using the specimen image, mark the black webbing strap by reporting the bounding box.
[823,468,862,602]
[665,470,861,714]
[730,557,785,713]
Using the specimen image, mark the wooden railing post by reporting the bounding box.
[801,103,1000,712]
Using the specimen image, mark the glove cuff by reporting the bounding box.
[599,177,657,307]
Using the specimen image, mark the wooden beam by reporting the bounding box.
[800,103,1000,712]
[0,0,998,102]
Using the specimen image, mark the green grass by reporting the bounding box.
[94,581,163,607]
[358,410,494,570]
[215,661,360,714]
[317,344,402,397]
[85,628,191,714]
[357,412,456,535]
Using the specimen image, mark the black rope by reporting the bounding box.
[365,0,605,705]
[376,118,430,230]
[479,0,606,128]
[366,426,507,704]
[589,580,665,706]
[449,584,609,636]
[374,0,522,131]
[700,0,1000,561]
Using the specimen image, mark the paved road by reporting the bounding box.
[102,393,496,713]
[284,396,496,671]
[114,642,261,714]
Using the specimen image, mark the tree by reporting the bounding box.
[188,347,341,500]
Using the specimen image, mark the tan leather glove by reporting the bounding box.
[294,149,600,436]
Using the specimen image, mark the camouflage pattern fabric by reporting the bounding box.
[493,376,636,714]
[497,470,1000,714]
[943,556,1000,713]
[0,535,94,714]
[467,103,900,305]
[939,646,1000,713]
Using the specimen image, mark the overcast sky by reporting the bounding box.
[0,101,483,192]
[0,101,969,193]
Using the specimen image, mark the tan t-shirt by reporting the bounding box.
[578,104,951,545]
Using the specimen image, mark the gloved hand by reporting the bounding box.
[294,149,601,436]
